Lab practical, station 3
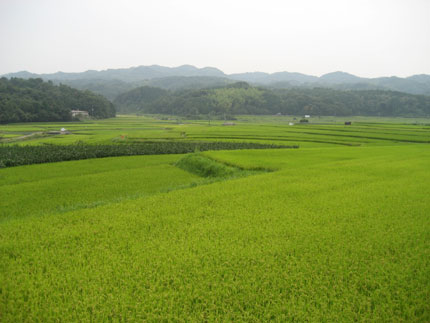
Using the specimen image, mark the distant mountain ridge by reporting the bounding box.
[3,65,430,97]
[4,65,225,82]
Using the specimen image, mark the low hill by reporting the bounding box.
[117,82,430,117]
[0,78,115,123]
[54,79,140,101]
[146,76,233,91]
[114,86,168,113]
[50,76,232,101]
[230,71,319,84]
[319,71,363,83]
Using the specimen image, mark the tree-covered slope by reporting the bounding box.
[55,79,140,101]
[114,86,168,113]
[0,78,116,123]
[56,76,233,101]
[116,82,430,117]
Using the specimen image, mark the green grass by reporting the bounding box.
[0,116,429,321]
[0,155,201,221]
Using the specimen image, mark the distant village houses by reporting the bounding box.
[71,110,89,118]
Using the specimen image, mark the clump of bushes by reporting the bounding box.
[176,154,237,178]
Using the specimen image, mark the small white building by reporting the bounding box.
[71,110,89,118]
[304,115,310,118]
[289,122,294,126]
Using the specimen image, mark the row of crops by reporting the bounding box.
[0,141,297,168]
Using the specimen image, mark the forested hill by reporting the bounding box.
[0,78,116,123]
[115,82,430,117]
[4,65,430,97]
[114,86,168,113]
[61,76,233,101]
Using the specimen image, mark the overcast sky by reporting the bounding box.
[1,0,429,77]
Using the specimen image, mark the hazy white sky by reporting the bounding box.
[1,0,429,77]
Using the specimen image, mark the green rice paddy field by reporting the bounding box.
[1,115,429,321]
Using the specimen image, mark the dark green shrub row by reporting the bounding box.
[0,142,297,168]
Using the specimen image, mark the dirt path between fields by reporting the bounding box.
[0,132,44,143]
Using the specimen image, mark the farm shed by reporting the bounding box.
[71,110,89,117]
